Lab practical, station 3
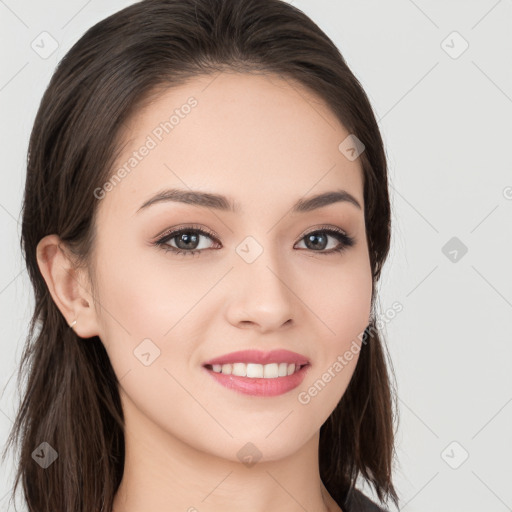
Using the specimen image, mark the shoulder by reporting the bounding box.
[343,487,390,512]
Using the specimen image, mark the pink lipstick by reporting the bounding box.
[202,349,311,397]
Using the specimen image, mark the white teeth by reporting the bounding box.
[247,363,264,378]
[278,362,288,376]
[210,362,301,378]
[263,363,278,378]
[232,363,246,377]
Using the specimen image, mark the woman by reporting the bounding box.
[4,0,400,511]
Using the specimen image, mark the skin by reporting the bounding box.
[37,71,373,512]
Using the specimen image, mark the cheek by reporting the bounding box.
[92,243,214,380]
[292,262,372,430]
[304,256,373,347]
[95,242,202,330]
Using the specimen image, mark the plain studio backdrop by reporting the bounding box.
[0,1,511,511]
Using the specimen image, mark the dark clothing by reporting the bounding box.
[342,487,390,512]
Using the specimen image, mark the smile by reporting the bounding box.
[202,363,311,397]
[205,362,306,378]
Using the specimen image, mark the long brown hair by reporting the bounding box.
[3,0,399,510]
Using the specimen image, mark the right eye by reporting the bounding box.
[154,225,221,257]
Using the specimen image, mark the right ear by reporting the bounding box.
[36,234,101,339]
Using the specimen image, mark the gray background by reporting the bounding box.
[1,1,511,511]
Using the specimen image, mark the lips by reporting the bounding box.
[202,349,310,367]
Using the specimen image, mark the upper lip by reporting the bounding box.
[202,349,310,367]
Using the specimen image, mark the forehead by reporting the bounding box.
[97,72,364,219]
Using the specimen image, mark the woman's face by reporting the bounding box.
[90,71,372,462]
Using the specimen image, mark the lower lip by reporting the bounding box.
[202,364,310,397]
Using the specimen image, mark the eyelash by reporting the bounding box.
[153,224,355,257]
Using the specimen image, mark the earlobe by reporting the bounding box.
[36,234,100,339]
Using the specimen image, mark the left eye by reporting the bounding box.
[154,226,355,257]
[295,228,354,253]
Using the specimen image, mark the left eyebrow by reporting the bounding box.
[135,188,362,214]
[292,190,362,212]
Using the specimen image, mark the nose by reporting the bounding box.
[224,248,297,333]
